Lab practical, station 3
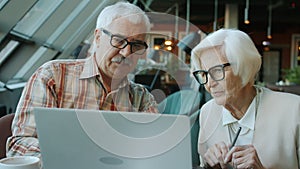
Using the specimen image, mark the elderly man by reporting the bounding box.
[7,1,158,157]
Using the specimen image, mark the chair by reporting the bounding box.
[0,113,14,159]
[158,89,209,167]
[158,89,204,115]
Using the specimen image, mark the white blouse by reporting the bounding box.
[222,95,258,146]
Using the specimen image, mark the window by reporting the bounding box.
[0,0,8,10]
[12,0,63,38]
[0,40,19,66]
[291,34,300,67]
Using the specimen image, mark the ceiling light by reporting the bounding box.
[267,1,272,39]
[164,40,173,46]
[165,46,172,51]
[154,45,161,50]
[244,0,250,24]
[262,41,271,46]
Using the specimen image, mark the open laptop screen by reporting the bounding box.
[34,107,193,169]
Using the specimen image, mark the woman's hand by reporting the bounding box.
[204,142,230,169]
[224,145,265,169]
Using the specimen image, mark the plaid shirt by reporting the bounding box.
[7,56,158,157]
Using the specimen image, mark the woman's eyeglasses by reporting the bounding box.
[193,63,231,85]
[101,28,148,55]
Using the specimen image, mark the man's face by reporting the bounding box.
[94,18,148,80]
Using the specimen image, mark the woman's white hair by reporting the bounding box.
[191,29,262,86]
[96,1,150,30]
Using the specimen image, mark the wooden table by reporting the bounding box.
[265,83,300,95]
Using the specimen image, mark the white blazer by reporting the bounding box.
[198,87,300,169]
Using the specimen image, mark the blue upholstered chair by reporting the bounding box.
[158,89,210,167]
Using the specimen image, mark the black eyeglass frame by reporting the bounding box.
[100,28,148,55]
[193,63,231,85]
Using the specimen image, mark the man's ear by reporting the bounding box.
[94,28,101,44]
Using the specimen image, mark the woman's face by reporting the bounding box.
[199,48,243,106]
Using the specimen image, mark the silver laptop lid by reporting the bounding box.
[34,107,193,169]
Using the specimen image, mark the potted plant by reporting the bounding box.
[282,66,300,85]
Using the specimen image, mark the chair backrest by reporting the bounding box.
[158,89,203,115]
[189,110,200,167]
[0,113,14,159]
[158,89,209,167]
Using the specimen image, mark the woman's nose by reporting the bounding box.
[206,75,218,87]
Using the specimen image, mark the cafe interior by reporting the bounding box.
[0,0,300,167]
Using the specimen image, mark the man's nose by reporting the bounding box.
[119,44,131,57]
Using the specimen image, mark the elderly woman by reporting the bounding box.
[191,29,300,169]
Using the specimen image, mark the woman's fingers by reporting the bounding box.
[204,142,230,168]
[227,145,264,169]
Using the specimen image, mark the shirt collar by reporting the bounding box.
[80,55,100,79]
[80,55,130,91]
[222,96,257,130]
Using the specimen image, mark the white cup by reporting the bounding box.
[0,156,41,169]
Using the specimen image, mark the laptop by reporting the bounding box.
[33,107,193,169]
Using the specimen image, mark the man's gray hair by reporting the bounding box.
[96,1,150,31]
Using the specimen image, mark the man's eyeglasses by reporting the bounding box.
[193,63,231,85]
[101,28,148,55]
